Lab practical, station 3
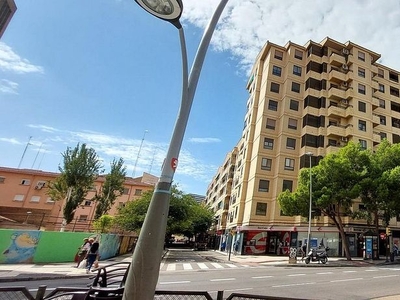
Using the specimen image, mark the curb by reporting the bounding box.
[0,274,90,283]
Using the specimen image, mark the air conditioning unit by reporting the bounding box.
[341,99,349,105]
[342,64,349,70]
[342,48,350,55]
[342,82,348,87]
[35,181,46,190]
[341,137,348,142]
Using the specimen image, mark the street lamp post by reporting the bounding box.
[305,152,313,256]
[123,1,228,299]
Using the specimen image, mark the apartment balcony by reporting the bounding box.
[344,106,354,118]
[329,69,347,83]
[373,132,381,144]
[326,124,346,137]
[326,143,341,155]
[328,86,346,100]
[329,52,346,66]
[371,80,379,90]
[327,105,346,118]
[372,97,380,108]
[372,114,380,127]
[371,65,378,75]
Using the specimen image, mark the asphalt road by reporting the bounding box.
[2,250,400,300]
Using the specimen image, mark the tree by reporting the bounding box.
[47,143,102,230]
[93,158,126,219]
[279,142,369,260]
[93,215,115,233]
[115,186,214,239]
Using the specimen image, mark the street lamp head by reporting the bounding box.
[306,152,313,156]
[135,0,183,28]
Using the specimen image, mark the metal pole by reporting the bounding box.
[123,1,228,299]
[18,136,32,168]
[132,130,148,177]
[306,153,313,255]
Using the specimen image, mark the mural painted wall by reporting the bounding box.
[0,229,123,264]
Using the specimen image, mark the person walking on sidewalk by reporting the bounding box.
[86,238,100,274]
[76,238,92,268]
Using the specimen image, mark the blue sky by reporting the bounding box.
[2,0,400,195]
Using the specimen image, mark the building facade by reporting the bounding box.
[0,166,156,231]
[206,37,400,257]
[0,0,17,38]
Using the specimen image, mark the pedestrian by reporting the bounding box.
[301,243,307,261]
[86,238,99,274]
[76,238,92,268]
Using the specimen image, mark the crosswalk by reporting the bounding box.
[160,261,247,272]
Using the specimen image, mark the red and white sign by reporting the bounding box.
[171,158,178,171]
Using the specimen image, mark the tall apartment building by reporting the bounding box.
[206,37,400,257]
[0,166,156,231]
[0,0,17,38]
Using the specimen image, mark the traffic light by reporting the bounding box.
[386,227,392,236]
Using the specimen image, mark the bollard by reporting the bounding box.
[288,247,297,264]
[35,285,47,300]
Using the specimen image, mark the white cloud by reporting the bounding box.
[188,137,221,143]
[0,137,21,145]
[182,0,400,74]
[0,42,44,74]
[0,79,18,94]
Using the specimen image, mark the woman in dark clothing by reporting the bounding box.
[86,239,99,274]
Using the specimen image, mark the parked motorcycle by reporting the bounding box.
[305,247,330,264]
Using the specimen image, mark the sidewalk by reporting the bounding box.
[1,250,399,282]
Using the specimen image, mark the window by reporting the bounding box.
[359,139,367,149]
[389,72,399,83]
[84,200,92,206]
[78,215,88,222]
[293,65,302,76]
[379,99,385,108]
[266,118,276,129]
[290,99,299,111]
[134,189,142,196]
[255,202,267,215]
[358,67,365,78]
[0,176,4,183]
[264,138,274,149]
[271,82,280,93]
[272,65,282,76]
[258,180,270,192]
[284,158,295,170]
[380,132,387,140]
[123,188,130,195]
[358,120,367,131]
[294,49,303,60]
[286,138,296,149]
[268,100,278,111]
[261,158,272,170]
[378,68,384,78]
[380,116,386,125]
[358,51,365,61]
[379,84,385,93]
[274,50,283,60]
[358,84,366,95]
[14,195,24,201]
[21,179,31,185]
[288,118,298,130]
[282,180,293,192]
[30,196,40,203]
[358,101,366,113]
[292,82,300,93]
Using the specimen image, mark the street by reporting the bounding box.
[2,250,400,299]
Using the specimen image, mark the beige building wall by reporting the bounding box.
[207,37,400,246]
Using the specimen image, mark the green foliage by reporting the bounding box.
[93,158,126,219]
[47,143,103,224]
[116,186,214,238]
[93,215,115,233]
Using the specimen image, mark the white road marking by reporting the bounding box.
[365,269,379,272]
[316,272,333,275]
[225,288,253,292]
[198,263,208,269]
[210,278,235,282]
[331,278,363,283]
[252,275,273,279]
[166,264,176,271]
[288,273,306,277]
[159,281,191,285]
[183,263,192,270]
[226,264,238,268]
[210,263,224,269]
[373,275,399,279]
[273,282,316,288]
[343,270,357,273]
